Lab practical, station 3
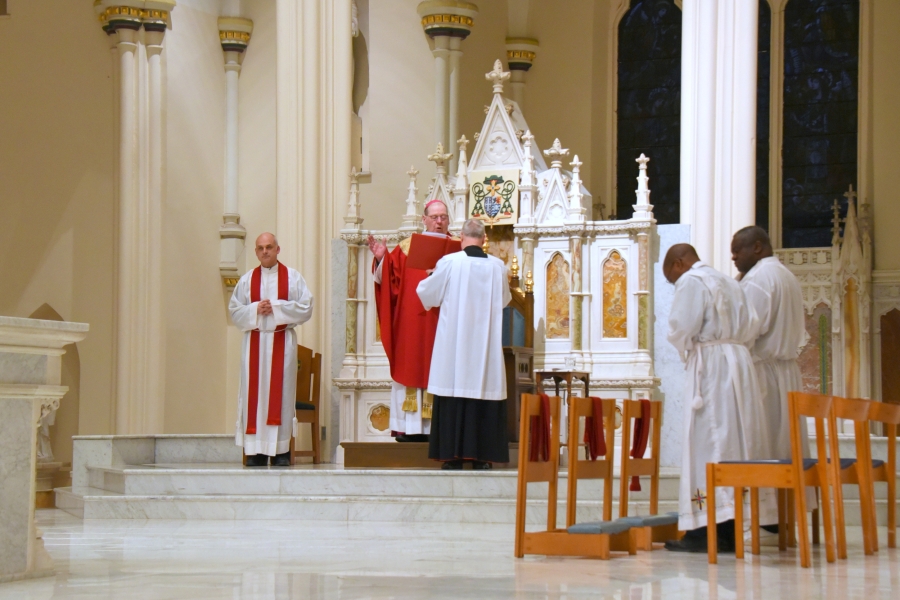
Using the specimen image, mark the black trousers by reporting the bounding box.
[428,395,509,463]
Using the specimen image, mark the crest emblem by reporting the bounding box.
[469,170,519,226]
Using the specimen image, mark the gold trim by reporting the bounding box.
[507,50,536,62]
[223,277,240,287]
[220,31,251,43]
[421,14,474,29]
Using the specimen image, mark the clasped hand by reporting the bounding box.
[257,299,274,316]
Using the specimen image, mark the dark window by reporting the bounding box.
[616,0,682,224]
[756,0,772,230]
[781,0,858,248]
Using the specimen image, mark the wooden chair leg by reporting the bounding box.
[311,420,320,465]
[778,489,787,551]
[818,468,837,563]
[794,483,812,568]
[289,436,296,466]
[811,508,819,545]
[734,487,744,559]
[832,472,848,560]
[750,487,760,555]
[788,490,798,548]
[889,473,897,549]
[707,465,718,565]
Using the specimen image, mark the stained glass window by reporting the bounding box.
[756,1,772,230]
[782,0,858,248]
[616,0,682,224]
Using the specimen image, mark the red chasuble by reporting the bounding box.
[246,262,289,435]
[374,241,440,389]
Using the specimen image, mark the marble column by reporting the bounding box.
[680,0,758,274]
[275,0,353,461]
[417,1,479,175]
[0,317,88,583]
[97,1,174,435]
[217,17,253,288]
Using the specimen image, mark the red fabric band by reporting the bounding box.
[246,262,289,435]
[584,397,607,461]
[529,394,551,463]
[629,399,652,491]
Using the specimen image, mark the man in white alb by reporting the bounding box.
[230,233,313,467]
[663,244,771,552]
[417,218,511,470]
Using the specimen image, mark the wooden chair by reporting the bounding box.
[515,393,638,559]
[290,345,321,465]
[566,397,617,527]
[618,399,679,549]
[867,401,900,550]
[827,396,877,558]
[707,392,838,568]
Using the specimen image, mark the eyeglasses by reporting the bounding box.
[425,214,449,222]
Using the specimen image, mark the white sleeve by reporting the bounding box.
[228,276,259,332]
[742,280,771,343]
[272,272,314,327]
[666,275,707,360]
[372,257,384,284]
[502,265,512,307]
[417,257,452,310]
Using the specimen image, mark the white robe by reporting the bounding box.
[741,256,807,460]
[229,264,313,456]
[417,250,511,400]
[668,262,771,530]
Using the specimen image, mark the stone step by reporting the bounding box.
[83,464,683,500]
[55,484,896,528]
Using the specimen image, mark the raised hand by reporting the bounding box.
[367,234,387,261]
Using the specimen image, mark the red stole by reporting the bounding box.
[583,397,607,461]
[246,262,289,435]
[629,399,652,491]
[529,394,552,462]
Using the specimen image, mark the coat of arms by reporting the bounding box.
[469,169,519,226]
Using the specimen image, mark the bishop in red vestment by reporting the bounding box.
[367,199,450,441]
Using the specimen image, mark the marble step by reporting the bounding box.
[84,464,683,500]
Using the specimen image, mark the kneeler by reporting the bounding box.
[514,394,634,560]
[618,399,681,550]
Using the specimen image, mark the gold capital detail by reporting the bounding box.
[220,31,251,43]
[507,50,536,62]
[421,14,474,28]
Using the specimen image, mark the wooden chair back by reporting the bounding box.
[291,344,322,464]
[618,400,663,518]
[515,393,562,557]
[868,401,900,549]
[566,397,617,526]
[829,396,876,557]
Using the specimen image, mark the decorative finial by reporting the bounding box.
[511,255,519,279]
[524,271,534,294]
[543,138,569,169]
[831,198,842,245]
[344,166,363,227]
[402,166,420,223]
[844,184,857,204]
[486,59,510,95]
[632,153,654,220]
[428,143,452,173]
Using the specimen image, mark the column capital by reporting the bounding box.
[94,1,175,35]
[218,16,253,54]
[505,37,538,72]
[417,1,478,40]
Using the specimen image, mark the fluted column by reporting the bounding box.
[217,17,253,287]
[97,1,174,435]
[417,1,478,175]
[680,0,758,274]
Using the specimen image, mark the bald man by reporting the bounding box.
[229,233,313,467]
[663,244,770,552]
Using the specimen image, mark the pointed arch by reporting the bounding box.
[602,251,628,338]
[545,252,570,339]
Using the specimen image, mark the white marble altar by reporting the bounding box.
[0,316,87,583]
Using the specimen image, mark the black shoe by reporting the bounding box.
[663,536,735,553]
[441,459,464,470]
[762,524,780,535]
[271,452,291,467]
[471,460,492,470]
[245,454,268,467]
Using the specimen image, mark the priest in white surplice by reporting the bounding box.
[229,233,313,467]
[663,244,771,553]
[732,226,807,460]
[416,219,511,470]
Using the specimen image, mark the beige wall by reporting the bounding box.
[872,0,900,271]
[0,1,116,437]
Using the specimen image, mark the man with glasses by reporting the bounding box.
[367,199,452,442]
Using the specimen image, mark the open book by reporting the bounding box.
[406,233,462,270]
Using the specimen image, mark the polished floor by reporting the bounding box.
[0,509,896,599]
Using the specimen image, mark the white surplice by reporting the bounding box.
[417,250,511,401]
[741,256,808,460]
[229,264,313,456]
[668,261,772,530]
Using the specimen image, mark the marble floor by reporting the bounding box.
[0,510,896,599]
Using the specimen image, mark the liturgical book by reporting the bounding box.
[406,234,462,270]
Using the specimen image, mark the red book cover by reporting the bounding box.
[406,234,461,270]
